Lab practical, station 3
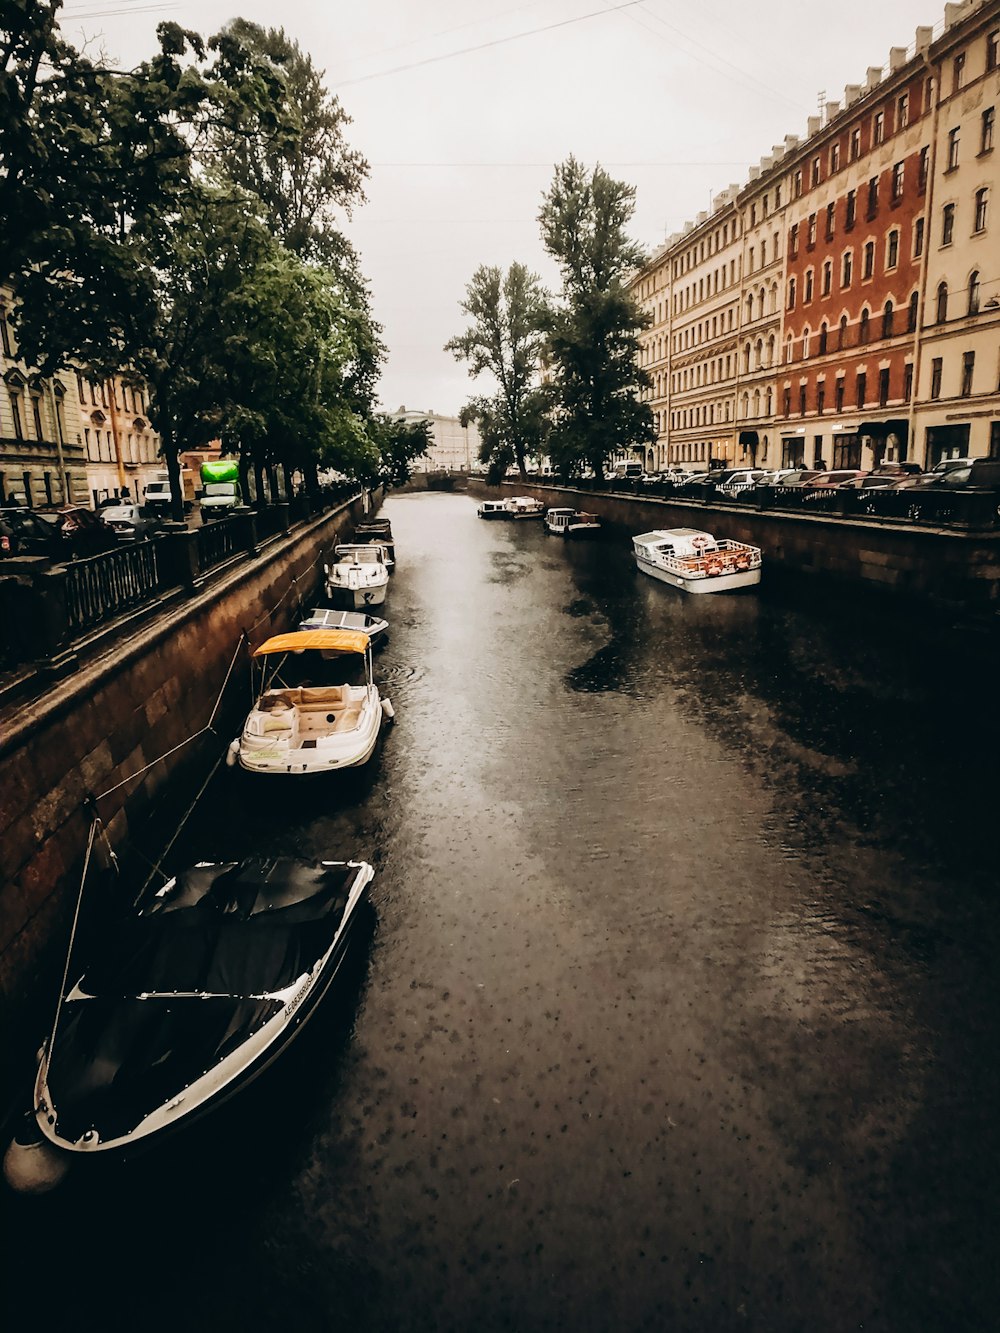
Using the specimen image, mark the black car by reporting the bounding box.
[0,507,62,558]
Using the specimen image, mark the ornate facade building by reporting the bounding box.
[72,370,163,505]
[631,0,1000,472]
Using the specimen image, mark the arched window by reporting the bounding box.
[839,315,849,349]
[785,334,794,364]
[882,300,894,339]
[802,326,812,358]
[907,290,919,332]
[819,322,828,355]
[859,307,870,343]
[770,283,778,314]
[766,335,775,365]
[743,341,751,373]
[936,281,949,323]
[968,270,981,315]
[765,387,773,416]
[757,286,766,319]
[755,339,763,369]
[741,393,750,419]
[753,389,761,417]
[746,294,754,323]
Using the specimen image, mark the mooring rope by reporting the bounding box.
[44,815,100,1075]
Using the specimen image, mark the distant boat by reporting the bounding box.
[299,607,388,644]
[477,500,508,520]
[632,527,761,593]
[352,519,395,564]
[544,507,601,538]
[505,496,546,519]
[3,856,373,1192]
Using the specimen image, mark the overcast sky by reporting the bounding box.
[67,0,936,416]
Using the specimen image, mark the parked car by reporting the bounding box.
[672,471,719,496]
[716,468,772,497]
[100,503,162,542]
[893,460,1000,493]
[0,507,62,558]
[803,470,868,490]
[762,469,824,487]
[927,456,975,476]
[49,505,119,556]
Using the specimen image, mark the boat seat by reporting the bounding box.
[259,686,351,711]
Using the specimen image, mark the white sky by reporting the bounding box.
[68,0,937,416]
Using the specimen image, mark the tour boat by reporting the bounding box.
[3,856,373,1191]
[544,507,602,538]
[632,527,761,593]
[505,496,546,519]
[298,607,389,644]
[477,500,508,519]
[323,544,389,608]
[230,629,394,776]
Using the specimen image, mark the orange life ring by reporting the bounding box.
[706,558,723,576]
[735,552,751,571]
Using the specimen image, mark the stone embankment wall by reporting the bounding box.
[470,481,1000,610]
[0,496,366,1058]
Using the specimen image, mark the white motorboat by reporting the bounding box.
[230,629,394,776]
[323,544,389,608]
[632,527,761,593]
[477,500,508,520]
[3,856,373,1190]
[505,496,546,519]
[298,607,389,644]
[544,507,602,538]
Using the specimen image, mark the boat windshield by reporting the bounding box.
[335,547,382,564]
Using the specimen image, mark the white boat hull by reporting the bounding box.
[324,579,388,609]
[636,554,761,594]
[236,686,387,775]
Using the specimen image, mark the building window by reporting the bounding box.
[974,187,989,233]
[825,202,835,241]
[903,362,914,402]
[830,142,841,173]
[807,213,817,247]
[892,161,905,200]
[859,307,870,343]
[898,93,909,129]
[850,127,861,161]
[882,300,894,339]
[907,290,919,332]
[10,391,23,439]
[785,335,794,364]
[819,322,829,354]
[947,127,960,171]
[874,111,885,145]
[846,190,857,229]
[790,222,799,257]
[783,387,791,416]
[839,315,849,349]
[0,308,10,357]
[930,357,943,398]
[982,107,995,154]
[887,229,899,269]
[822,260,832,295]
[842,251,853,287]
[787,276,797,309]
[918,146,929,191]
[879,367,890,407]
[989,29,999,72]
[804,269,814,303]
[942,203,955,245]
[953,52,966,93]
[803,327,811,358]
[811,156,821,188]
[31,396,43,440]
[863,241,875,279]
[968,270,980,315]
[799,384,807,415]
[817,383,826,414]
[835,378,845,412]
[867,176,879,218]
[914,216,925,257]
[961,350,975,396]
[936,281,949,322]
[794,169,803,198]
[856,371,867,409]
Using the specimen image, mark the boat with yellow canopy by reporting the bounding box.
[228,629,394,775]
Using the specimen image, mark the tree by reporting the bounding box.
[538,156,655,480]
[357,415,432,489]
[445,263,547,482]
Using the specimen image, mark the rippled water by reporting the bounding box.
[6,492,1000,1333]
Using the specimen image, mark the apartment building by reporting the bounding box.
[395,407,482,473]
[72,370,163,505]
[631,0,1000,473]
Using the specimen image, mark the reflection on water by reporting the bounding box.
[5,492,1000,1333]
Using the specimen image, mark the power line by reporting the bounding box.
[337,0,648,87]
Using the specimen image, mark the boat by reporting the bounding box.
[230,628,394,775]
[352,518,395,564]
[544,507,602,538]
[323,543,389,608]
[477,500,508,519]
[505,496,546,519]
[632,527,761,593]
[298,607,388,644]
[3,856,373,1190]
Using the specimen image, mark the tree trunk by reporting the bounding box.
[254,456,267,508]
[163,434,184,523]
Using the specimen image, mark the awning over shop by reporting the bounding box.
[739,430,759,445]
[859,418,909,440]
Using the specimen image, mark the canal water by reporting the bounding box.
[5,491,1000,1333]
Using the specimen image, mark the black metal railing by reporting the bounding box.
[64,539,168,637]
[195,513,250,573]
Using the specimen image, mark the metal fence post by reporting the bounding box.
[34,565,78,679]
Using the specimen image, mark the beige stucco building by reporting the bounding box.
[395,407,482,472]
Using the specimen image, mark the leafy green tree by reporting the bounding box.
[356,415,431,489]
[538,156,655,481]
[445,263,547,481]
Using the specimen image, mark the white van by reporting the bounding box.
[612,461,644,479]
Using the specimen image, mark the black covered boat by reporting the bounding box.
[31,857,373,1157]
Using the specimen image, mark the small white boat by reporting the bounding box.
[324,544,389,608]
[632,528,761,593]
[299,607,389,644]
[477,500,508,520]
[231,629,393,775]
[505,496,546,519]
[544,507,602,538]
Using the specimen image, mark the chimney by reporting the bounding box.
[844,83,862,106]
[944,2,969,29]
[825,100,841,121]
[915,25,933,52]
[696,210,708,225]
[747,166,761,182]
[806,115,822,136]
[759,154,774,172]
[889,46,908,72]
[784,134,800,152]
[865,66,883,91]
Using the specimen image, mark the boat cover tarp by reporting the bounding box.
[44,859,362,1144]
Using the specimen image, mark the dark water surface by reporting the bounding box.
[6,492,1000,1333]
